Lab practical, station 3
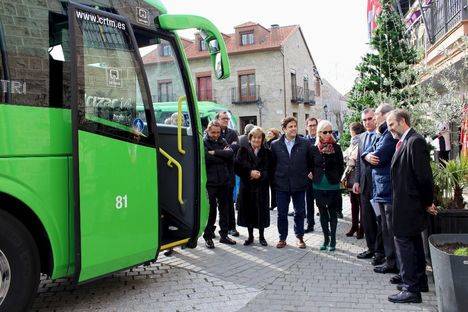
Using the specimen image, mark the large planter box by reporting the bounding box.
[429,234,468,312]
[429,209,468,234]
[423,209,468,265]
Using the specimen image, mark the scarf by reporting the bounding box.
[318,136,336,154]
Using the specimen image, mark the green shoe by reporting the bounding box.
[327,246,335,252]
[320,243,328,250]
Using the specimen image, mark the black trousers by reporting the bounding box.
[227,185,237,230]
[360,188,384,255]
[305,183,315,227]
[395,234,427,293]
[378,203,397,268]
[205,185,230,238]
[314,190,340,246]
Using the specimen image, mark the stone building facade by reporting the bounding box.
[183,22,324,133]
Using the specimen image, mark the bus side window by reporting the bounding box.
[49,13,71,108]
[0,5,49,107]
[0,21,6,103]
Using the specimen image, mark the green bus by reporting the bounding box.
[0,0,230,310]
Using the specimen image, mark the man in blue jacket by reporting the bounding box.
[271,117,314,249]
[362,103,398,274]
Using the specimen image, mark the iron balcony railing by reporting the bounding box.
[424,0,467,44]
[231,85,261,104]
[291,85,304,103]
[304,89,316,105]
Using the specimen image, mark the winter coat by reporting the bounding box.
[270,135,314,192]
[220,127,238,187]
[204,136,234,187]
[391,128,434,236]
[234,145,270,228]
[362,122,398,203]
[311,143,344,185]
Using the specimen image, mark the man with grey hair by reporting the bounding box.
[238,124,256,148]
[354,108,385,264]
[362,103,399,275]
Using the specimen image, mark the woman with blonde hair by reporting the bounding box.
[234,126,271,246]
[310,120,344,251]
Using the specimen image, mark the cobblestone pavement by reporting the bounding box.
[32,196,438,311]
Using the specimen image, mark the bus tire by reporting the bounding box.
[0,209,40,312]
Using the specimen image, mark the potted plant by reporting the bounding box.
[430,157,468,234]
[429,234,468,312]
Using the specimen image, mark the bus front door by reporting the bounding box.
[69,4,159,282]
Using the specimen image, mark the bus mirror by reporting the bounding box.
[157,14,231,79]
[214,52,223,79]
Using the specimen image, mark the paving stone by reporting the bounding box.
[32,195,437,311]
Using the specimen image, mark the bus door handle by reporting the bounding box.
[159,148,184,206]
[177,96,186,155]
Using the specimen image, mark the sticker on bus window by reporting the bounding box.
[133,118,145,133]
[136,7,150,26]
[107,68,122,87]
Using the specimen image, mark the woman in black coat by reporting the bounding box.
[311,120,344,252]
[234,126,270,246]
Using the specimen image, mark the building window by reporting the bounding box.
[315,78,321,97]
[241,32,254,45]
[239,73,256,101]
[305,113,309,121]
[199,39,207,51]
[161,44,172,56]
[197,76,212,101]
[291,72,297,100]
[158,81,173,102]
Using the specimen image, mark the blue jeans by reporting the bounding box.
[276,190,305,241]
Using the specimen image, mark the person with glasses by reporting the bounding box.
[353,108,385,265]
[310,120,344,251]
[216,111,240,237]
[304,117,319,232]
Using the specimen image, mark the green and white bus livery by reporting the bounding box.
[0,0,230,310]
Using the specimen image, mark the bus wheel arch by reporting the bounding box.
[0,192,53,276]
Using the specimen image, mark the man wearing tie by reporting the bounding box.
[353,108,385,264]
[386,109,437,304]
[304,117,318,232]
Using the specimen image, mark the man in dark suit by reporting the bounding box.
[238,123,255,148]
[271,116,314,249]
[304,117,318,232]
[386,109,437,304]
[216,111,240,237]
[353,108,385,264]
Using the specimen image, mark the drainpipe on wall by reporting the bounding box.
[280,47,287,117]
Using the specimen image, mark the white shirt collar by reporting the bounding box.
[400,127,412,142]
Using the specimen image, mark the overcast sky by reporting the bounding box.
[164,0,370,95]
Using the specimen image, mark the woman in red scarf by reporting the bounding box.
[310,120,344,251]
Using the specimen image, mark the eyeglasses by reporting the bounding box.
[362,117,373,122]
[321,131,333,135]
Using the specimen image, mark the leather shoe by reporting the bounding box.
[374,265,399,274]
[287,211,294,217]
[204,238,215,249]
[357,250,374,259]
[259,238,268,246]
[356,231,364,239]
[397,284,429,293]
[276,240,287,248]
[304,226,314,233]
[243,237,253,246]
[296,238,306,249]
[388,291,422,303]
[345,228,357,237]
[337,211,344,219]
[219,237,236,245]
[228,229,240,237]
[390,275,402,284]
[371,255,386,266]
